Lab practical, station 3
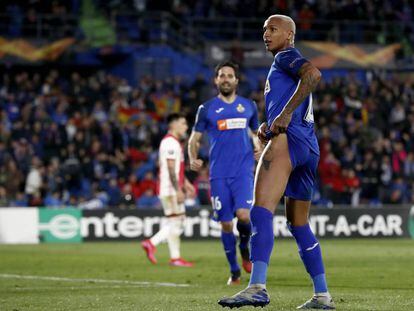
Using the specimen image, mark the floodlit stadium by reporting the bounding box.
[0,1,414,310]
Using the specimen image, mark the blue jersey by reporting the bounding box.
[194,95,259,179]
[264,47,319,155]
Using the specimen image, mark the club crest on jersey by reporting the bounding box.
[264,79,270,95]
[236,103,245,113]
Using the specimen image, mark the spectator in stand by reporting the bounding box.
[44,190,64,207]
[358,151,381,205]
[404,152,414,181]
[2,159,24,202]
[387,176,408,204]
[9,192,28,207]
[0,186,8,206]
[297,4,315,39]
[391,141,407,175]
[122,173,141,200]
[106,178,122,207]
[136,188,161,209]
[25,157,43,206]
[138,171,157,196]
[118,183,136,209]
[343,168,361,206]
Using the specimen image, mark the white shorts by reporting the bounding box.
[160,195,185,216]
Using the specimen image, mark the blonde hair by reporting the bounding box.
[268,14,296,44]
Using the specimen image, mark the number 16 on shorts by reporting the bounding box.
[211,196,222,210]
[211,196,222,221]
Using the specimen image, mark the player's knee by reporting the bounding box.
[236,209,250,223]
[286,214,309,227]
[286,220,309,230]
[221,221,233,233]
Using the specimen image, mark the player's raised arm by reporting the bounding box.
[285,62,321,114]
[188,131,203,171]
[269,61,321,135]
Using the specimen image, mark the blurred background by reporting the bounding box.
[0,0,413,243]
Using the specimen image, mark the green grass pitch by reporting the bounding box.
[1,239,414,310]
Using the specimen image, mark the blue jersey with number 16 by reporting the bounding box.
[194,96,259,179]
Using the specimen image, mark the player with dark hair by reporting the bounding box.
[218,15,335,309]
[141,113,195,267]
[189,61,261,285]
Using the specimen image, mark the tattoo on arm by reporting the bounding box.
[168,166,179,190]
[284,62,321,114]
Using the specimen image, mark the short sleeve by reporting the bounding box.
[161,138,180,160]
[276,49,308,77]
[249,101,259,131]
[193,104,208,132]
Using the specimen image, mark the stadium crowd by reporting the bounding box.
[2,1,414,46]
[7,0,409,21]
[0,68,413,209]
[85,0,413,22]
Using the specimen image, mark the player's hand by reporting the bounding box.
[177,189,185,204]
[257,122,269,145]
[190,159,203,171]
[269,110,292,136]
[254,144,263,161]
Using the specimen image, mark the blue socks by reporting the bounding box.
[221,231,239,272]
[245,207,328,293]
[249,261,268,285]
[249,206,274,286]
[288,222,328,293]
[250,206,274,263]
[236,220,251,250]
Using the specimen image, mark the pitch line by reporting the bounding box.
[0,273,190,288]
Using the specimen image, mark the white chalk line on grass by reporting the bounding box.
[0,274,190,288]
[12,285,149,291]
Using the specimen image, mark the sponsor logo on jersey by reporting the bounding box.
[215,107,224,113]
[217,118,247,131]
[236,103,245,113]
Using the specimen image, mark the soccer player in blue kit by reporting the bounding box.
[188,61,262,285]
[218,15,335,309]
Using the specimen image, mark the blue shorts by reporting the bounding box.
[210,174,254,222]
[285,134,319,201]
